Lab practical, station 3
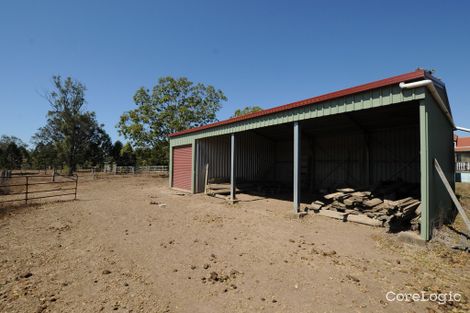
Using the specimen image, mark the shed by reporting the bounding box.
[169,69,455,240]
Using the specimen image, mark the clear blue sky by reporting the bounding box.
[1,0,469,146]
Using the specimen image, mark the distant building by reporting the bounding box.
[455,136,470,182]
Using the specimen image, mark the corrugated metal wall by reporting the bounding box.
[313,131,367,188]
[195,132,276,192]
[274,140,293,184]
[236,132,276,181]
[196,124,421,193]
[369,125,420,184]
[422,95,454,238]
[196,135,230,193]
[310,125,419,189]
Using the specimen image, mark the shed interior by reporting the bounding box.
[196,102,421,203]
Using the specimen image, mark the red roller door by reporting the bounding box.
[172,145,192,191]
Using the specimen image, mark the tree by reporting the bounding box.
[31,142,59,170]
[80,126,112,167]
[119,143,136,166]
[33,75,111,174]
[0,135,28,149]
[2,143,22,169]
[0,135,29,169]
[111,140,124,164]
[135,147,159,166]
[117,76,227,164]
[232,106,263,117]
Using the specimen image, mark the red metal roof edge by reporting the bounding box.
[456,147,470,152]
[169,69,426,138]
[456,137,470,149]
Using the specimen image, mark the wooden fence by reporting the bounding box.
[0,174,78,205]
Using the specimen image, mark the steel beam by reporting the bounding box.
[230,133,236,201]
[419,99,430,240]
[293,122,301,213]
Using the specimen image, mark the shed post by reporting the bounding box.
[230,133,236,201]
[191,139,196,193]
[293,121,301,213]
[419,99,430,240]
[195,140,199,193]
[169,143,173,188]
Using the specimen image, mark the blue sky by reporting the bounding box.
[1,0,469,146]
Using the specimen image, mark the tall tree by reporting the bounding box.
[0,143,22,169]
[0,135,29,169]
[111,140,124,165]
[31,143,59,170]
[80,126,112,167]
[117,76,226,164]
[0,135,28,149]
[33,76,111,174]
[232,105,263,117]
[119,143,136,166]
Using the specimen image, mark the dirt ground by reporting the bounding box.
[0,176,468,313]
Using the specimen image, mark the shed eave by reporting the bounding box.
[170,84,426,147]
[170,69,427,139]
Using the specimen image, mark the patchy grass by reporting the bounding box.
[376,234,469,312]
[454,183,470,235]
[456,182,470,202]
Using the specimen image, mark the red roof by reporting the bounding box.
[170,69,428,138]
[456,136,470,152]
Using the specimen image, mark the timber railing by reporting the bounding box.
[456,162,470,173]
[0,174,78,205]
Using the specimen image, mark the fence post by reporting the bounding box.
[25,176,29,204]
[74,175,78,200]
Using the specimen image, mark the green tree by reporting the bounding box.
[33,75,111,174]
[3,143,22,169]
[117,76,226,164]
[119,143,136,166]
[232,105,263,117]
[111,140,124,164]
[31,143,59,170]
[135,147,159,166]
[0,135,29,169]
[0,135,28,149]
[80,126,112,167]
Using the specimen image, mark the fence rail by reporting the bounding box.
[0,174,78,205]
[102,165,168,175]
[456,162,470,173]
[135,165,169,174]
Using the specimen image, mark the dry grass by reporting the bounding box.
[454,183,470,234]
[456,182,470,202]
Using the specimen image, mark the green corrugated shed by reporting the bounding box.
[169,70,455,240]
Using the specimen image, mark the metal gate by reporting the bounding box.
[172,145,192,191]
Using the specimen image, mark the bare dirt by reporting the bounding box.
[0,176,468,313]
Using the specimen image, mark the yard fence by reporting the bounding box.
[0,174,78,205]
[102,165,168,175]
[456,162,470,173]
